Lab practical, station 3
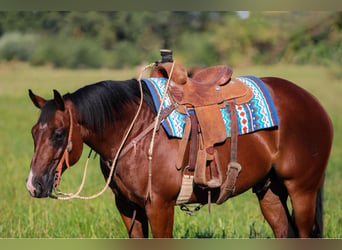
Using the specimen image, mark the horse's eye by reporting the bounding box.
[52,129,66,142]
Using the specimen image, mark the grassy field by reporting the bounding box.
[0,62,341,238]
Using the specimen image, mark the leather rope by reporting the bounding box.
[119,103,177,159]
[128,209,137,236]
[146,60,176,202]
[54,63,155,200]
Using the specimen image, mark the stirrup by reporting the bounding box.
[194,150,223,189]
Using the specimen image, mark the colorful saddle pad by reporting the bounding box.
[142,76,279,138]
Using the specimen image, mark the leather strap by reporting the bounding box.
[216,101,242,204]
[188,111,198,171]
[175,115,191,170]
[228,101,238,162]
[175,109,199,171]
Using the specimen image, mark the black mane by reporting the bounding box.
[40,79,155,132]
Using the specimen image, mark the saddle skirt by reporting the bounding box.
[142,76,279,138]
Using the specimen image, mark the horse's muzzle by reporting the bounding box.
[26,170,52,198]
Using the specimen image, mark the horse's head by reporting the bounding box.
[26,89,83,198]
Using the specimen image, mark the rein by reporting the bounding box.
[145,60,176,201]
[119,103,177,158]
[53,62,172,201]
[53,108,73,190]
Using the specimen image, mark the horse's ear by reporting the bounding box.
[29,89,47,109]
[53,89,65,111]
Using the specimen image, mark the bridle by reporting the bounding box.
[53,108,73,190]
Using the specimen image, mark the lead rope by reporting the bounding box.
[56,63,155,200]
[145,60,176,202]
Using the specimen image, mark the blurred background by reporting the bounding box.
[0,11,341,76]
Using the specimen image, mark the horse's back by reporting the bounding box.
[261,76,333,148]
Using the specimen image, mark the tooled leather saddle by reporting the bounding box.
[150,51,254,204]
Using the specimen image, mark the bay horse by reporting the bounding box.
[26,73,333,238]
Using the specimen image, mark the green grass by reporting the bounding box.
[0,62,341,238]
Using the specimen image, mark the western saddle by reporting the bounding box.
[150,50,254,204]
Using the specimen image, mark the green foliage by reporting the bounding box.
[0,32,39,61]
[176,31,219,66]
[280,13,342,68]
[0,11,342,70]
[29,37,67,67]
[108,41,144,68]
[30,37,104,69]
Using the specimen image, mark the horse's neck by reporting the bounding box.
[80,103,154,161]
[80,121,128,161]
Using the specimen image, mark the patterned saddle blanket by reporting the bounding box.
[142,76,279,138]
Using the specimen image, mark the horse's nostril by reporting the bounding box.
[34,181,43,198]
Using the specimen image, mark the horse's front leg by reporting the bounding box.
[145,195,175,238]
[115,195,149,238]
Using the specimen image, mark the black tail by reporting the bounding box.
[311,176,324,238]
